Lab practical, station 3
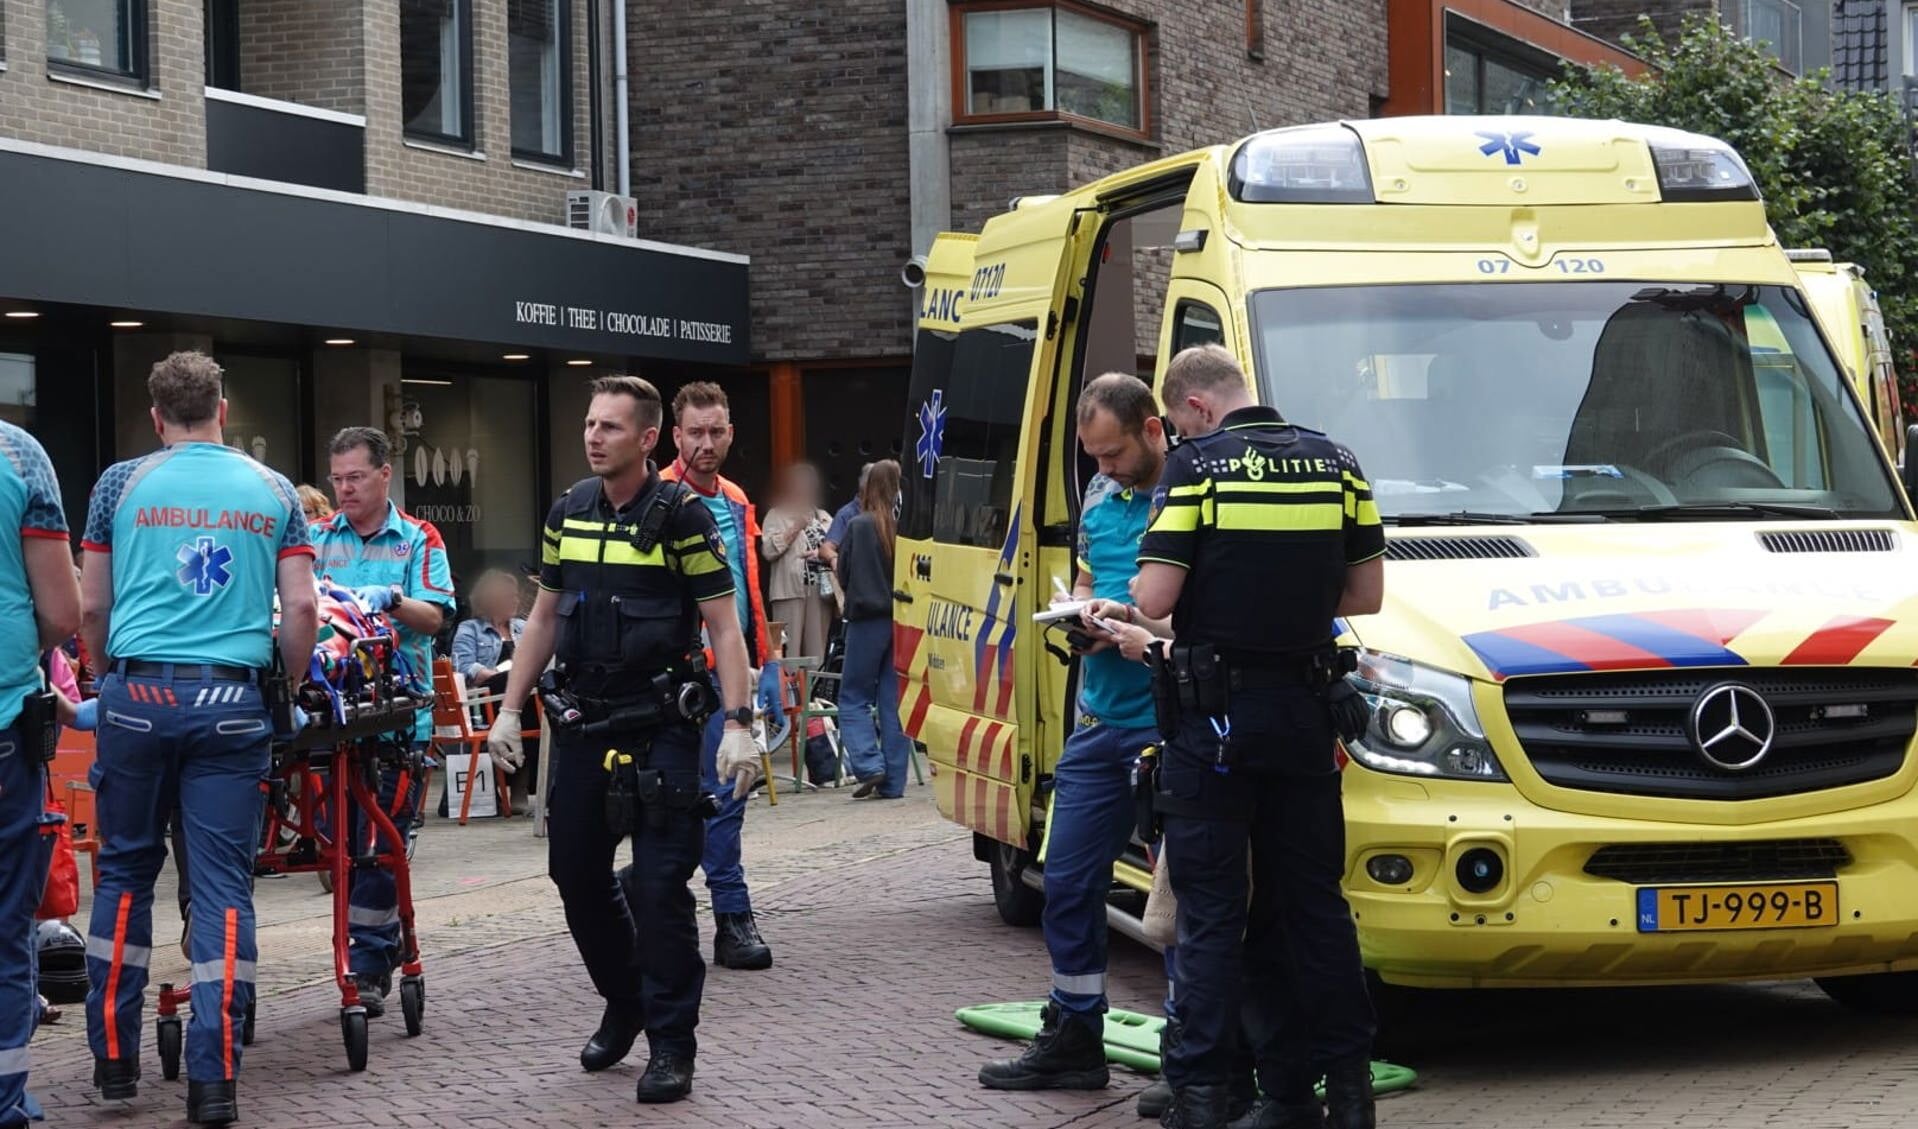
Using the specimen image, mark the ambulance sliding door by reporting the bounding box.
[894,201,1095,850]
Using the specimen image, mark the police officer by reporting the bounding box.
[306,426,455,1017]
[486,375,758,1105]
[79,351,319,1126]
[0,422,80,1129]
[1132,345,1385,1129]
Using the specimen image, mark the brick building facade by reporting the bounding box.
[0,0,749,591]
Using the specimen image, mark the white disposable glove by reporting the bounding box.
[716,726,761,800]
[486,708,526,771]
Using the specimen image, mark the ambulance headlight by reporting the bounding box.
[1645,129,1759,202]
[1229,124,1374,204]
[1345,651,1507,781]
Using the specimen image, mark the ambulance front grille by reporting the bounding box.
[1584,838,1851,884]
[1504,668,1918,800]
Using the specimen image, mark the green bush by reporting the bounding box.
[1552,14,1918,418]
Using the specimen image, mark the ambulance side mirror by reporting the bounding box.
[1904,425,1918,506]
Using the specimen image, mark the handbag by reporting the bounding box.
[36,790,78,920]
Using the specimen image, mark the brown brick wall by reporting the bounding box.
[236,0,365,114]
[0,0,206,166]
[361,0,601,227]
[1570,0,1717,47]
[622,1,914,365]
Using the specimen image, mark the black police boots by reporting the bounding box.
[92,1057,139,1101]
[713,911,773,971]
[187,1080,238,1126]
[1323,1062,1376,1129]
[634,1050,695,1103]
[1161,1083,1233,1129]
[580,1004,643,1072]
[979,1003,1109,1091]
[1138,1078,1174,1118]
[1229,1096,1326,1129]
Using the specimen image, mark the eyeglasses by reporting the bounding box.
[328,471,375,489]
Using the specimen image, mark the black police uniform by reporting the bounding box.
[539,463,735,1065]
[1137,405,1385,1124]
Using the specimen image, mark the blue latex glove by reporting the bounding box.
[351,585,396,613]
[274,705,309,741]
[72,699,98,731]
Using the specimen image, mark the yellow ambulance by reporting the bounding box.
[895,114,1918,1011]
[1790,250,1907,461]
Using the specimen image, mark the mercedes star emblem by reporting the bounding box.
[1687,682,1776,772]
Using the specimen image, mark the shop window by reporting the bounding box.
[954,2,1149,137]
[0,354,34,429]
[401,0,473,146]
[46,0,145,82]
[509,0,569,162]
[395,370,538,596]
[220,356,300,479]
[1443,24,1557,115]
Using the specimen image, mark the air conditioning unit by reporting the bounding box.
[566,190,638,238]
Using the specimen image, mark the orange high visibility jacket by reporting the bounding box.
[663,459,771,667]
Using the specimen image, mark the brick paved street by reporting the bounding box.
[25,779,1918,1128]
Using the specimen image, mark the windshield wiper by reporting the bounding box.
[1387,511,1605,526]
[1625,501,1840,521]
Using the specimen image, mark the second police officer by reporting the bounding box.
[78,352,319,1126]
[486,375,759,1105]
[1131,345,1386,1129]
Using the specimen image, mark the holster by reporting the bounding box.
[18,689,57,764]
[602,740,650,836]
[1171,642,1230,721]
[1132,745,1161,844]
[1146,642,1180,740]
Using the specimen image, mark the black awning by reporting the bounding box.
[0,145,751,364]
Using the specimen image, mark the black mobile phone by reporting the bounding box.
[1065,628,1099,651]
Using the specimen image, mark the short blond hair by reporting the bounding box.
[1160,344,1245,408]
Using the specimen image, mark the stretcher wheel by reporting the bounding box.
[399,977,424,1037]
[242,999,256,1046]
[318,870,335,894]
[341,1009,368,1072]
[157,1017,182,1081]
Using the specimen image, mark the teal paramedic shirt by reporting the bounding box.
[82,442,310,670]
[0,423,69,731]
[308,501,455,742]
[695,492,752,635]
[1075,474,1155,731]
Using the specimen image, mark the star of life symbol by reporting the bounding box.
[177,536,233,595]
[1475,130,1541,166]
[915,388,947,480]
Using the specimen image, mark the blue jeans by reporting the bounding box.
[1,721,52,1125]
[86,670,270,1085]
[1042,720,1157,1022]
[839,618,911,797]
[695,663,783,917]
[346,746,425,979]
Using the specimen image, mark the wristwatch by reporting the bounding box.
[723,706,753,727]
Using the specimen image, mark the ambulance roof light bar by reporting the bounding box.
[1228,124,1374,205]
[1641,126,1760,202]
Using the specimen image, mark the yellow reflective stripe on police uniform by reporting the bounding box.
[1214,500,1346,532]
[556,534,666,567]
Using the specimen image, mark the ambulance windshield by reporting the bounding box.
[1249,281,1904,521]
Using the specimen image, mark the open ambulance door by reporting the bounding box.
[893,203,1099,890]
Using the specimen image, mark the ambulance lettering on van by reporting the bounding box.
[897,114,1918,1011]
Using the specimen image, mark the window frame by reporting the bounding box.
[1441,16,1558,116]
[949,0,1153,142]
[507,0,572,165]
[400,0,477,149]
[45,0,148,86]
